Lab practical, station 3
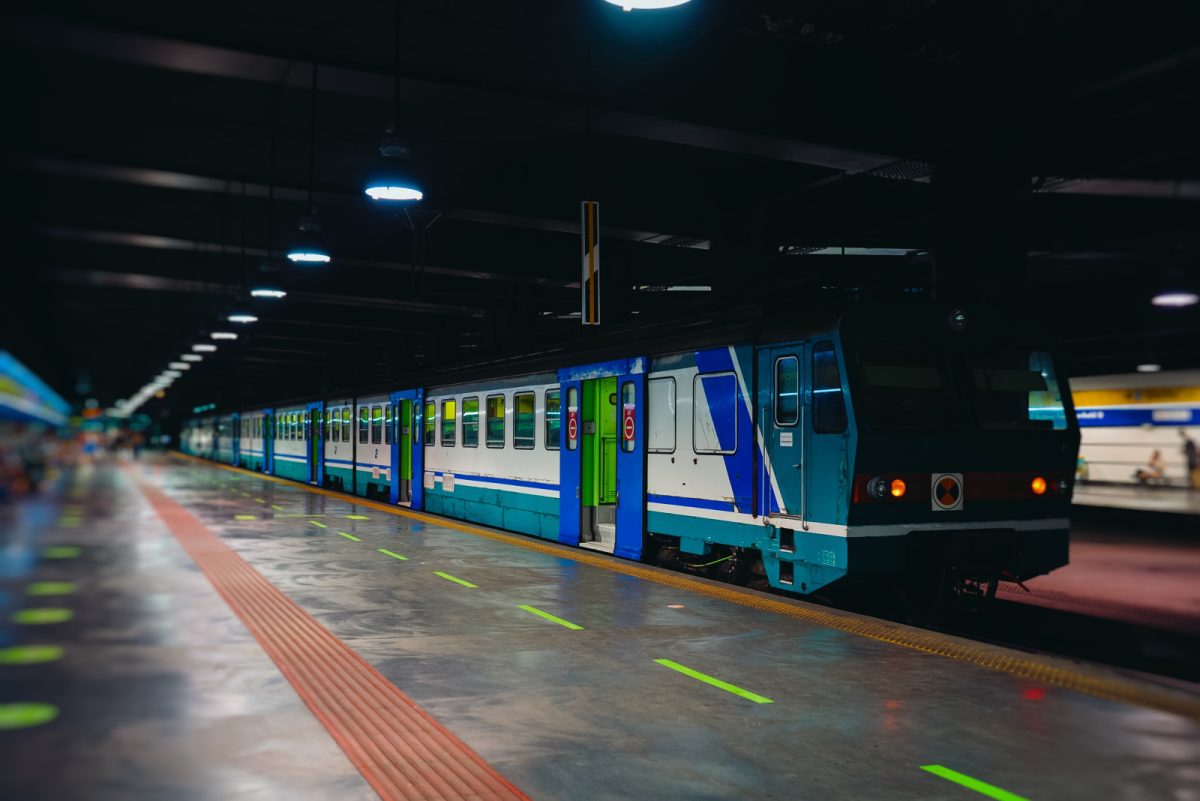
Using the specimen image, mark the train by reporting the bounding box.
[183,301,1081,607]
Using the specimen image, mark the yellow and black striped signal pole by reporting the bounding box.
[581,200,600,326]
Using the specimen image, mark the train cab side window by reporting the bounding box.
[441,399,457,446]
[423,402,435,445]
[544,390,561,450]
[647,377,676,453]
[775,356,800,426]
[514,392,535,449]
[371,405,383,444]
[462,397,480,447]
[812,342,848,434]
[486,394,506,448]
[385,404,393,445]
[359,407,369,444]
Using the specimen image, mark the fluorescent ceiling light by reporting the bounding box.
[365,185,423,202]
[1136,363,1162,372]
[286,251,331,264]
[210,332,237,341]
[250,288,287,299]
[168,362,190,370]
[193,344,218,352]
[180,354,202,362]
[227,313,258,324]
[1151,291,1199,307]
[605,0,690,9]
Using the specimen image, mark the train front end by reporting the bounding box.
[837,303,1080,603]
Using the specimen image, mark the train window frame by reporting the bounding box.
[692,372,738,456]
[461,396,480,447]
[647,376,676,454]
[544,389,561,451]
[358,406,369,444]
[513,392,536,450]
[621,381,637,453]
[774,356,800,427]
[811,341,848,434]
[566,387,578,451]
[370,405,383,444]
[423,401,436,446]
[331,409,340,443]
[486,394,506,448]
[384,404,393,445]
[441,399,457,447]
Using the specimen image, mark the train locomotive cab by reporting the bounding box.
[833,303,1080,607]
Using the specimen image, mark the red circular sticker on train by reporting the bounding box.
[622,405,635,441]
[567,411,578,441]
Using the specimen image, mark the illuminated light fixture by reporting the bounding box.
[193,343,218,352]
[365,139,423,202]
[162,371,181,379]
[889,479,907,498]
[604,0,691,10]
[227,313,258,324]
[168,362,190,370]
[1151,291,1199,307]
[250,287,287,299]
[210,332,237,341]
[286,216,331,264]
[1031,476,1047,496]
[180,354,202,362]
[1137,363,1162,372]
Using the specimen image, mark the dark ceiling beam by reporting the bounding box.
[16,19,900,174]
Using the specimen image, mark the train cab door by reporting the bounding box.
[388,390,421,508]
[761,345,806,525]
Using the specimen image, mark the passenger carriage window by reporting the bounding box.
[340,408,350,442]
[775,356,800,426]
[621,382,636,453]
[303,411,309,440]
[486,394,506,448]
[441,399,457,446]
[423,402,435,445]
[566,387,578,451]
[970,349,1068,431]
[514,392,535,449]
[812,342,848,434]
[359,407,369,444]
[647,377,676,453]
[371,405,383,444]
[1027,352,1067,430]
[385,404,393,445]
[693,372,738,455]
[544,390,561,450]
[462,397,480,447]
[331,409,340,442]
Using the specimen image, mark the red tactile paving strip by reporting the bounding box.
[135,479,531,801]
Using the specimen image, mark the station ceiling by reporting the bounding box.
[4,1,1199,414]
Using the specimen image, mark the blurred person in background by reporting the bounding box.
[1182,429,1199,489]
[1134,449,1166,486]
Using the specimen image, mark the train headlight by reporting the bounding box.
[1031,476,1047,495]
[867,477,890,499]
[890,479,907,498]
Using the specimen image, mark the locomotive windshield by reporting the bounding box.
[851,345,1068,431]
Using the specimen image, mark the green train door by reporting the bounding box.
[579,376,618,552]
[399,399,413,504]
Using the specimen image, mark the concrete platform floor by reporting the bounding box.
[2,455,1199,801]
[1074,483,1200,516]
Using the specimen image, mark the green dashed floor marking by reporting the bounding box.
[42,546,81,559]
[346,514,369,520]
[277,514,326,518]
[12,608,75,625]
[434,571,477,588]
[339,532,362,542]
[654,658,773,704]
[254,497,266,503]
[0,645,65,665]
[378,548,407,560]
[519,604,584,630]
[309,520,328,529]
[271,504,285,511]
[0,703,59,730]
[920,766,1029,801]
[234,514,257,520]
[26,582,77,597]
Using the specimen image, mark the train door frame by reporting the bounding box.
[306,401,324,484]
[263,409,274,474]
[388,388,424,509]
[557,357,647,559]
[760,342,808,526]
[231,412,241,467]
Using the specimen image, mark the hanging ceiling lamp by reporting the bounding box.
[604,0,691,10]
[288,59,333,264]
[364,0,424,204]
[227,313,258,324]
[250,287,287,299]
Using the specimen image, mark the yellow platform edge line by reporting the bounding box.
[167,451,1200,721]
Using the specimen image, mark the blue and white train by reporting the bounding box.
[182,302,1081,600]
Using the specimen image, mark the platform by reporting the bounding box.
[2,455,1199,801]
[1073,484,1200,517]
